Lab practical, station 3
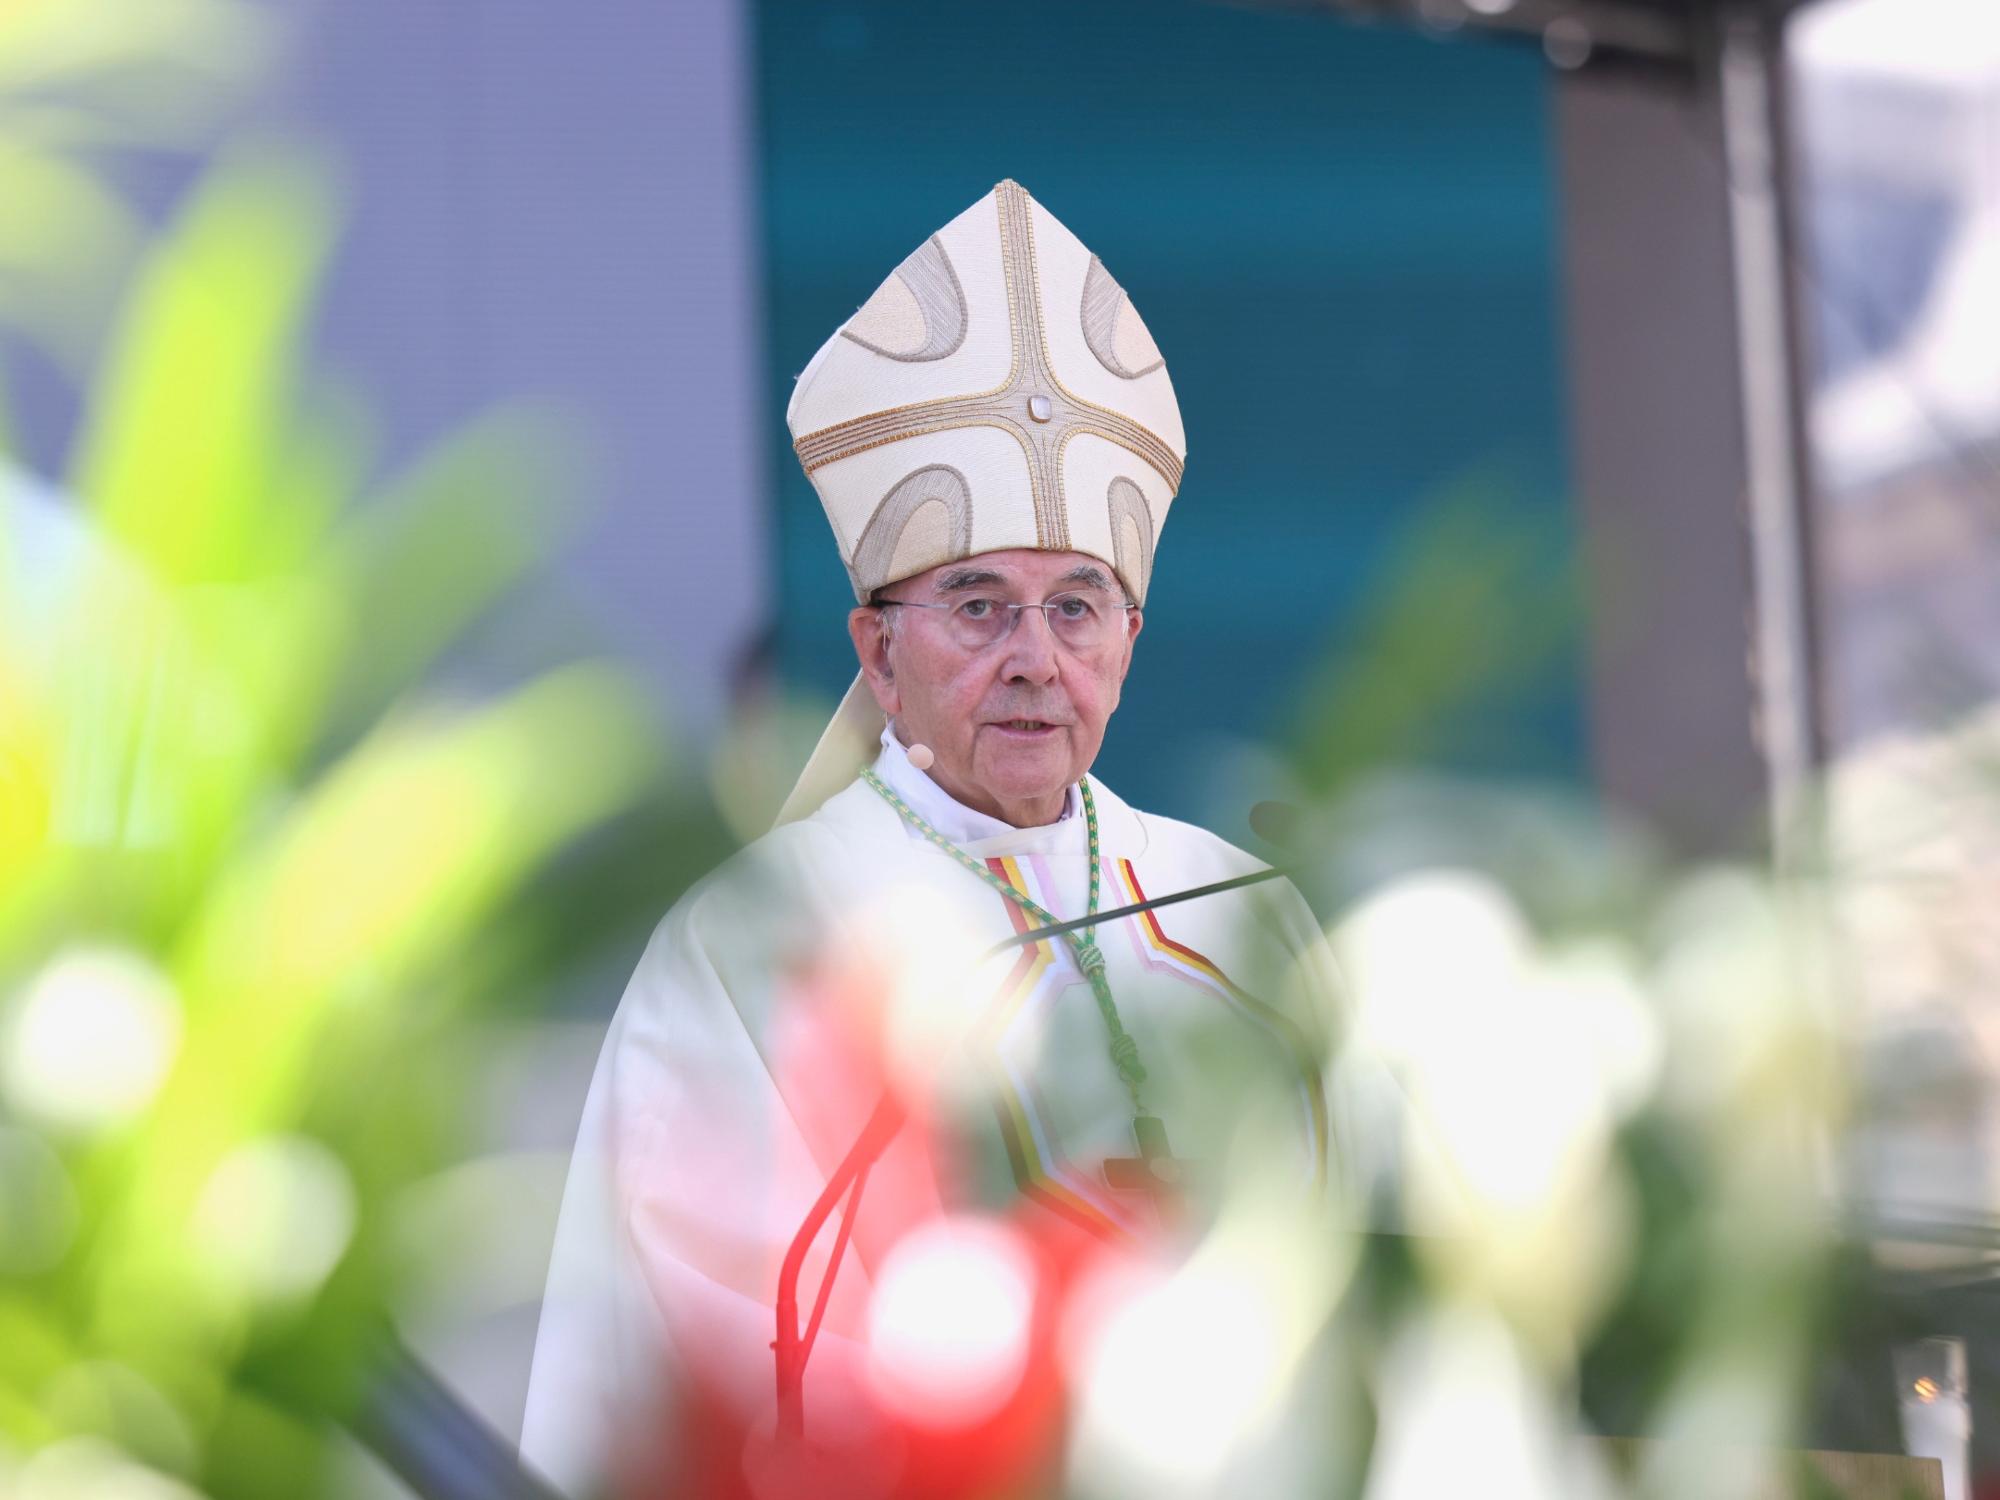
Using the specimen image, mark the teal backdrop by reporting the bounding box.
[755,0,1582,828]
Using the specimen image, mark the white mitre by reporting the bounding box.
[776,179,1187,823]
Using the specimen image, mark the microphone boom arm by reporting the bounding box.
[984,864,1295,959]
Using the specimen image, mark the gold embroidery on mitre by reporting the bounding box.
[794,180,1183,562]
[1081,257,1166,379]
[841,235,968,363]
[1106,476,1156,606]
[850,465,973,596]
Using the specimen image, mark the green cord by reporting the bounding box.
[861,768,1150,1114]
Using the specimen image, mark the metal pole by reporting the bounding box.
[1717,3,1824,866]
[351,1334,564,1500]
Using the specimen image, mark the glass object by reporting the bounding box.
[877,592,1137,653]
[1894,1337,1971,1500]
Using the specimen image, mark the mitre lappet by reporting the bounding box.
[777,179,1188,822]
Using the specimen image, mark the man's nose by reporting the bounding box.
[999,605,1060,683]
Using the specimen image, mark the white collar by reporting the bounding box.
[870,727,1077,846]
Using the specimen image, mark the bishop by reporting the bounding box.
[522,179,1346,1498]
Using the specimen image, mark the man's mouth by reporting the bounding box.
[991,719,1061,733]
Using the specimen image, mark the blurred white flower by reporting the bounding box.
[1070,1263,1281,1493]
[14,1437,207,1500]
[1067,1226,1319,1497]
[1363,1308,1612,1500]
[864,1215,1034,1429]
[1651,870,1794,1104]
[2,948,182,1131]
[1539,939,1663,1119]
[189,1135,356,1302]
[1333,869,1530,1069]
[1651,868,1839,1213]
[1331,871,1647,1348]
[854,879,1003,1108]
[1641,1346,1798,1500]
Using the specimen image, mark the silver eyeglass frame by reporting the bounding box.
[870,590,1138,649]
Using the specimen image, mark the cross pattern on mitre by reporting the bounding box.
[791,180,1183,600]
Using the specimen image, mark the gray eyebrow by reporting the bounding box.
[933,567,1006,594]
[1057,564,1114,593]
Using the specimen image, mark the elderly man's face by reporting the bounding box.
[848,549,1142,827]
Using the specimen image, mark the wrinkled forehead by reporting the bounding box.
[893,548,1123,600]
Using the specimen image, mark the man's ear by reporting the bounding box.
[849,606,901,715]
[1116,606,1143,685]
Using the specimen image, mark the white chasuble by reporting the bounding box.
[520,736,1343,1497]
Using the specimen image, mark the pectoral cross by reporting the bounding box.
[1102,1114,1197,1211]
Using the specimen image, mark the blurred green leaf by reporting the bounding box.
[1287,475,1579,798]
[73,141,334,586]
[0,140,140,369]
[327,405,584,733]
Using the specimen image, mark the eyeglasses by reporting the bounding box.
[874,590,1137,652]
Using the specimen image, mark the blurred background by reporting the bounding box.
[4,0,2000,1495]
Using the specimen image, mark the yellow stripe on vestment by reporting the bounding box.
[1113,858,1330,1190]
[974,854,1131,1241]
